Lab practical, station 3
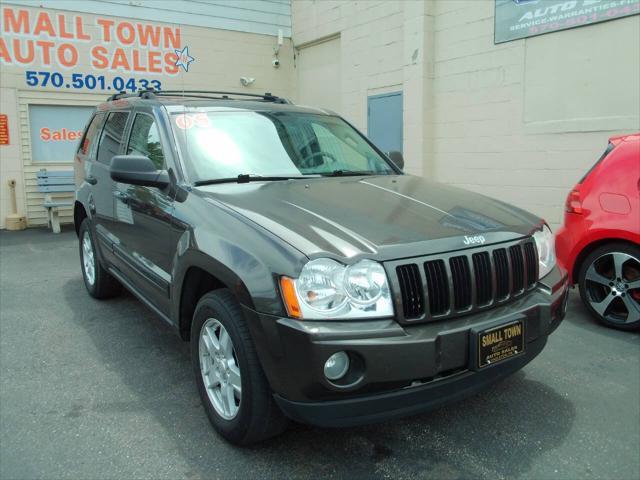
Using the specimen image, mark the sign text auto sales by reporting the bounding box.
[495,0,640,43]
[0,7,181,74]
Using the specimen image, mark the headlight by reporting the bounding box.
[280,258,394,319]
[533,224,556,279]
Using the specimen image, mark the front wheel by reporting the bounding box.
[191,290,287,445]
[578,242,640,331]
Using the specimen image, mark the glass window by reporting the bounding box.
[171,111,395,182]
[78,112,105,158]
[127,114,166,169]
[96,112,129,165]
[28,105,94,163]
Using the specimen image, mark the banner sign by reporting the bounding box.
[29,105,93,162]
[495,0,640,43]
[0,6,196,92]
[0,115,9,146]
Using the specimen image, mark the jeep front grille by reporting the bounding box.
[389,238,538,323]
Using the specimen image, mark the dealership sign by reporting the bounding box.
[495,0,640,43]
[0,6,195,92]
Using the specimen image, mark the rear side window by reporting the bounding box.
[78,112,105,157]
[96,112,129,165]
[127,113,166,169]
[580,143,614,183]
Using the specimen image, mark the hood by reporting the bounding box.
[197,175,541,261]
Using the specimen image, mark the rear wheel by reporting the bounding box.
[191,290,287,445]
[78,219,121,299]
[578,243,640,331]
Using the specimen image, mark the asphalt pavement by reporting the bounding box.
[1,227,639,480]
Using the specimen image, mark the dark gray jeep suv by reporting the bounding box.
[74,90,569,445]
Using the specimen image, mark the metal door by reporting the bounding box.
[367,92,403,153]
[111,111,178,314]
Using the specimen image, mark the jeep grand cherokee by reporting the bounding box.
[73,90,569,445]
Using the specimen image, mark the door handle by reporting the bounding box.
[85,175,98,185]
[113,190,129,204]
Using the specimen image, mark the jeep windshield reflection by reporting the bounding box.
[171,111,396,182]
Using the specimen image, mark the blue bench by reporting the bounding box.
[37,169,74,233]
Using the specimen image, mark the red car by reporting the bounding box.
[556,133,640,331]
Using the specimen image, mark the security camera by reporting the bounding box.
[272,58,280,68]
[240,76,255,87]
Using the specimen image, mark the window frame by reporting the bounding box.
[169,110,401,183]
[27,103,95,164]
[77,112,106,159]
[125,112,167,170]
[95,110,131,165]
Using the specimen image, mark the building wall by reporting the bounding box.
[292,1,432,173]
[430,0,640,228]
[290,0,640,229]
[0,2,294,228]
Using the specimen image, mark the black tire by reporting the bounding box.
[78,219,121,299]
[578,242,640,331]
[190,289,288,445]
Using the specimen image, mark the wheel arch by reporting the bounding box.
[73,201,88,237]
[174,254,256,341]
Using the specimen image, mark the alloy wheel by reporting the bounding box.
[82,231,96,286]
[198,318,242,420]
[584,251,640,324]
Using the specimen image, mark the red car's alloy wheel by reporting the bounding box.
[583,251,640,326]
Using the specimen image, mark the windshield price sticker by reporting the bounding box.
[175,114,211,130]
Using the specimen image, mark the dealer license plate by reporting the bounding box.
[477,320,525,368]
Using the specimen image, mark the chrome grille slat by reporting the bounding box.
[391,238,538,323]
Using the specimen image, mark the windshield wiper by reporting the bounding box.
[194,174,308,186]
[320,170,377,177]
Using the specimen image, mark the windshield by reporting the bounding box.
[171,110,396,182]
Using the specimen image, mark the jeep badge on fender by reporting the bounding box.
[73,89,570,445]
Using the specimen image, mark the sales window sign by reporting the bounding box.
[495,0,640,43]
[0,114,9,145]
[29,105,93,162]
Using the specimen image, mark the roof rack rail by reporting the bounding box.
[106,89,291,104]
[154,90,290,104]
[106,91,139,101]
[107,88,159,101]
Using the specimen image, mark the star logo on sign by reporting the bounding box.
[174,46,195,72]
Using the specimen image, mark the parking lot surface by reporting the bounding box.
[1,227,639,480]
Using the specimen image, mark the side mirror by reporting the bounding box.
[387,151,404,170]
[110,155,169,188]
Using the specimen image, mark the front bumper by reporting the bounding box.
[244,266,569,427]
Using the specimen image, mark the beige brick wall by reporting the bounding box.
[430,0,640,229]
[292,0,418,168]
[291,0,640,229]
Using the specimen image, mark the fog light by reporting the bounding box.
[324,352,350,381]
